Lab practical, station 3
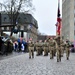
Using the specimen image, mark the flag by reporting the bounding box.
[56,0,61,35]
[57,0,61,18]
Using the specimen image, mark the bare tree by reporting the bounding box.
[0,0,35,36]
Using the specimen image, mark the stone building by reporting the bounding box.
[62,0,75,41]
[0,12,38,42]
[38,35,56,42]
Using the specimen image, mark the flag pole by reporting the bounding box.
[56,0,61,37]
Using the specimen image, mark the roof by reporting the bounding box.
[1,12,38,28]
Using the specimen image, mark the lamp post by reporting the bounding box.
[20,25,24,38]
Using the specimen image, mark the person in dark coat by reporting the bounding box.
[18,42,22,52]
[5,40,10,55]
[0,37,4,52]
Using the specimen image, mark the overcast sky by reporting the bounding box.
[32,0,62,35]
[0,0,62,36]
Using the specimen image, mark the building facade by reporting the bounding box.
[62,0,75,41]
[38,35,56,42]
[0,12,38,42]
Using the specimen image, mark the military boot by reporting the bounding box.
[67,57,69,60]
[29,56,31,59]
[57,59,59,62]
[32,52,34,58]
[59,58,61,62]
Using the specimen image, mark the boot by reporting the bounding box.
[29,57,31,59]
[67,57,69,60]
[32,56,34,58]
[57,59,59,62]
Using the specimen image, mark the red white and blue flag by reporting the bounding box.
[56,0,61,35]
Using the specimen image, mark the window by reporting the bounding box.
[1,27,4,30]
[4,27,7,30]
[4,17,7,21]
[7,27,9,30]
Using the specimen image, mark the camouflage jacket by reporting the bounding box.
[28,42,34,47]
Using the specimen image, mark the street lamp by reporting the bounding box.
[13,20,18,34]
[20,25,24,38]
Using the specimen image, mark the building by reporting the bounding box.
[38,35,56,42]
[62,0,75,41]
[0,12,38,42]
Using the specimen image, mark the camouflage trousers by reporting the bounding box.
[57,47,61,62]
[36,47,40,56]
[43,47,48,56]
[36,47,43,55]
[66,48,70,60]
[28,47,34,58]
[49,47,54,59]
[60,46,64,57]
[53,47,56,56]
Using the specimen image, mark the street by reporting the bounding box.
[0,52,75,75]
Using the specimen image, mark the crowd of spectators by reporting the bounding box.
[0,36,28,56]
[13,37,28,52]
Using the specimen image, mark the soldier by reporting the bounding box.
[35,40,43,56]
[43,40,49,56]
[65,40,70,60]
[39,40,43,55]
[53,38,56,56]
[46,38,50,53]
[40,40,43,55]
[60,38,65,57]
[28,39,34,59]
[49,38,55,59]
[35,41,40,56]
[55,36,61,62]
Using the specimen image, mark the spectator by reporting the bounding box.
[21,44,25,52]
[0,37,3,51]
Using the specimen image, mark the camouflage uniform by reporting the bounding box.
[65,41,70,60]
[35,41,40,56]
[53,39,56,56]
[49,38,55,59]
[55,37,61,62]
[46,38,50,53]
[43,40,49,56]
[60,39,65,57]
[28,40,34,59]
[39,40,43,55]
[35,40,43,56]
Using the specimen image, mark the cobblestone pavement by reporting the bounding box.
[0,51,25,60]
[0,52,75,75]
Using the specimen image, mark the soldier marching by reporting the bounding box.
[48,38,55,59]
[43,40,49,56]
[65,40,70,60]
[27,36,72,62]
[35,40,43,56]
[28,38,34,59]
[60,38,65,57]
[54,36,61,62]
